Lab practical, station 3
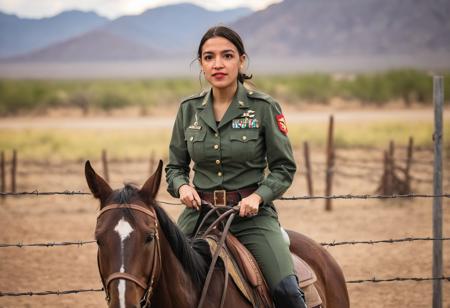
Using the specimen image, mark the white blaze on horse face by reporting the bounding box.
[114,217,134,308]
[115,217,134,243]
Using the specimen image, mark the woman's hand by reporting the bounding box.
[239,193,263,217]
[179,184,201,210]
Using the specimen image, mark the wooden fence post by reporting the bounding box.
[149,150,155,175]
[1,151,5,199]
[303,141,314,196]
[102,149,109,183]
[380,150,389,194]
[404,137,414,193]
[432,75,443,308]
[387,140,395,194]
[11,149,17,193]
[325,115,335,211]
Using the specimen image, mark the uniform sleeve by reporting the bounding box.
[255,101,297,204]
[165,105,191,198]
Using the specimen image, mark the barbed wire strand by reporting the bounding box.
[278,193,450,200]
[0,240,96,248]
[2,237,449,249]
[0,190,90,196]
[1,191,449,200]
[0,288,103,297]
[320,237,450,247]
[346,276,450,284]
[1,276,449,297]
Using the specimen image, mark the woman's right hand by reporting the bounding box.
[178,184,201,210]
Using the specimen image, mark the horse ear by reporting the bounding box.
[140,160,163,204]
[85,160,113,204]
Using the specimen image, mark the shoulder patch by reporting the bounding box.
[180,90,207,105]
[276,114,288,135]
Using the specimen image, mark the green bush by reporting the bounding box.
[0,70,448,115]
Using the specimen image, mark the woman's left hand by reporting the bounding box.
[239,193,263,217]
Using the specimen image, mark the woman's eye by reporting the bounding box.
[224,54,233,59]
[203,55,212,61]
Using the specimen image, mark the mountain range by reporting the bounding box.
[0,0,449,75]
[0,4,252,61]
[235,0,450,57]
[0,10,109,58]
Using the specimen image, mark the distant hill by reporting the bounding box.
[105,3,252,53]
[233,0,450,57]
[13,30,162,62]
[0,10,109,58]
[1,0,449,76]
[3,3,252,62]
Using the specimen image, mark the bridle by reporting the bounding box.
[96,203,162,308]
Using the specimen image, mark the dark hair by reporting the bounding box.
[197,26,252,83]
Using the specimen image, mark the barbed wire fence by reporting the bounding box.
[0,192,449,298]
[0,77,447,304]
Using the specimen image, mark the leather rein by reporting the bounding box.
[195,203,240,308]
[96,204,162,308]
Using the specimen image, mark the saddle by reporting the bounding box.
[205,232,322,308]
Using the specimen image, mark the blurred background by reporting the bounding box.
[0,0,449,307]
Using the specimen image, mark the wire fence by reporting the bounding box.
[1,276,449,298]
[1,187,449,298]
[1,191,449,200]
[2,237,449,249]
[345,276,450,284]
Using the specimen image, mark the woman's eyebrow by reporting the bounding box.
[202,49,236,55]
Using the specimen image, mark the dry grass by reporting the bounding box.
[0,146,449,307]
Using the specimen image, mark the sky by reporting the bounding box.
[0,0,282,19]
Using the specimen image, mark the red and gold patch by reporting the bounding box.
[276,114,288,135]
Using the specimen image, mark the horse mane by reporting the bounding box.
[112,183,211,289]
[153,204,211,289]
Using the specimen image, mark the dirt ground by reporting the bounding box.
[0,145,449,307]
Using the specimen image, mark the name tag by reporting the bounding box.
[232,118,259,129]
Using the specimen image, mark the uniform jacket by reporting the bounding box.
[165,81,297,204]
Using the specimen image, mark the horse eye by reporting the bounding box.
[145,233,155,243]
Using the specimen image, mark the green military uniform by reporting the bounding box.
[165,81,297,291]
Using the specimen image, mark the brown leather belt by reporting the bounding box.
[198,186,257,207]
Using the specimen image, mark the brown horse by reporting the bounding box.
[85,160,349,308]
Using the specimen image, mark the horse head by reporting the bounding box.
[85,160,163,308]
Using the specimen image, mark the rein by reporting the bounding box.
[96,204,162,308]
[196,203,240,308]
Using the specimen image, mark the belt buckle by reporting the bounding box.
[213,190,227,207]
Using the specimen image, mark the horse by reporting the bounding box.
[85,159,350,308]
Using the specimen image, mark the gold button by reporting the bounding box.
[215,159,221,165]
[215,133,219,137]
[242,135,247,141]
[217,172,223,177]
[239,100,244,106]
[249,91,253,95]
[189,136,194,141]
[214,144,219,150]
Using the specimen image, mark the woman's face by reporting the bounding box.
[200,36,245,90]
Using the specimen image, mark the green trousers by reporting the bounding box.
[177,205,295,291]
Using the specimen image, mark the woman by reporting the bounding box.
[165,26,306,308]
